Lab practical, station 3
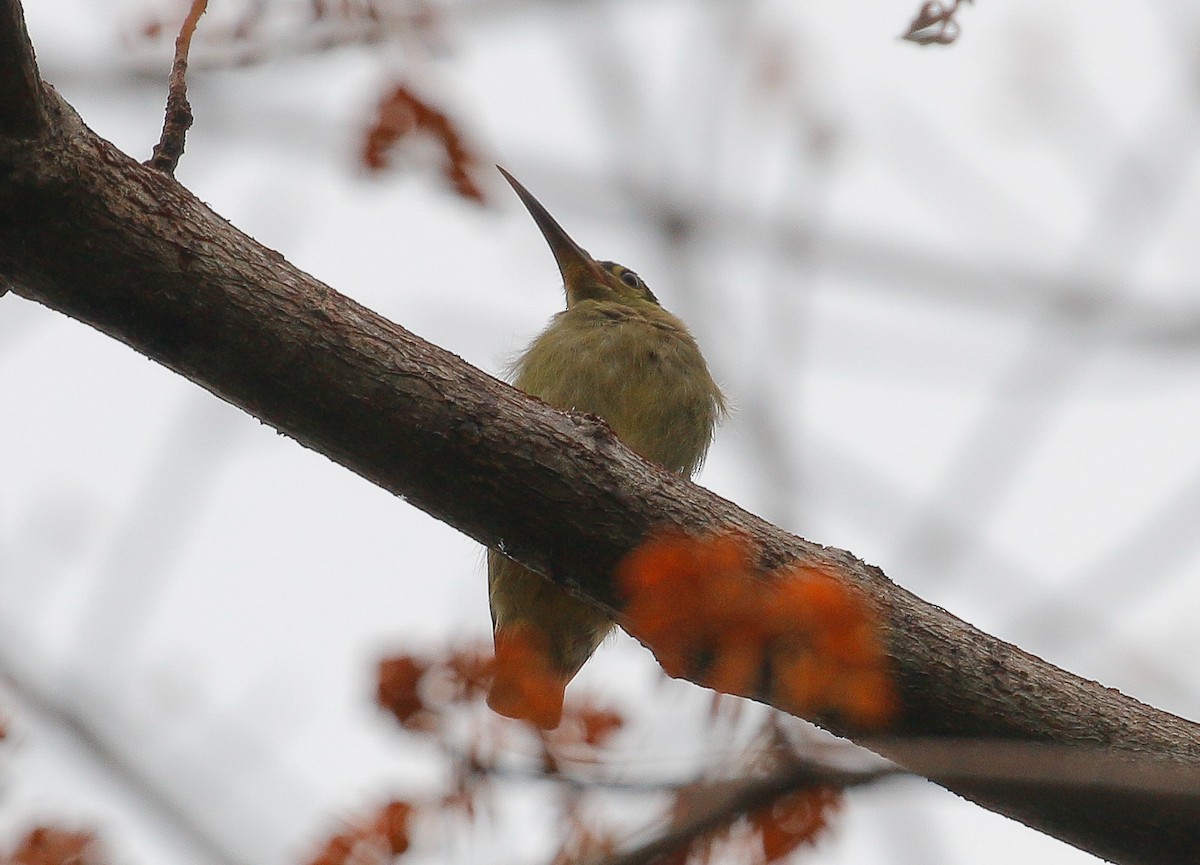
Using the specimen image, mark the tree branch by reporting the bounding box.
[0,0,43,137]
[145,0,208,174]
[1,2,1198,862]
[0,658,250,865]
[586,762,894,865]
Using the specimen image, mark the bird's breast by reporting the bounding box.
[513,303,722,475]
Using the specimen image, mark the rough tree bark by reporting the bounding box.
[0,3,1197,863]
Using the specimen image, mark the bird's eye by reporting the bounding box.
[620,270,640,288]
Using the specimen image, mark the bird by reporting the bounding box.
[487,167,725,728]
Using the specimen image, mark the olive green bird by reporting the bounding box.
[488,167,725,727]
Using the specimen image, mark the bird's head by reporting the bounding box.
[499,166,659,310]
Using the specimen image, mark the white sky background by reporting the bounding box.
[3,0,1200,863]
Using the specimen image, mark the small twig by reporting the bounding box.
[0,659,249,865]
[146,0,209,174]
[582,761,901,865]
[902,0,971,46]
[456,743,899,795]
[0,0,46,137]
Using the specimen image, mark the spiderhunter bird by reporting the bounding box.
[487,167,725,728]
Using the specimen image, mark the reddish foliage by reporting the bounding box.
[369,572,870,864]
[751,787,841,862]
[376,642,626,740]
[442,647,495,702]
[371,633,856,865]
[8,828,103,865]
[372,801,414,856]
[617,530,897,729]
[306,832,355,865]
[306,800,414,865]
[617,531,756,683]
[767,568,898,729]
[575,704,625,748]
[655,781,842,865]
[362,84,485,203]
[377,654,431,729]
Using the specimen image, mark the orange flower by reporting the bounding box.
[751,787,841,862]
[377,655,431,729]
[306,832,355,865]
[618,530,763,687]
[617,530,898,730]
[306,800,416,865]
[443,648,496,702]
[10,828,103,865]
[371,801,414,856]
[573,704,626,748]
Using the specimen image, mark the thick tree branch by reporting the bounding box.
[1,3,1198,862]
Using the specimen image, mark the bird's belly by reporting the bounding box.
[524,322,715,474]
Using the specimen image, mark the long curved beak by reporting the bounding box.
[498,166,604,296]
